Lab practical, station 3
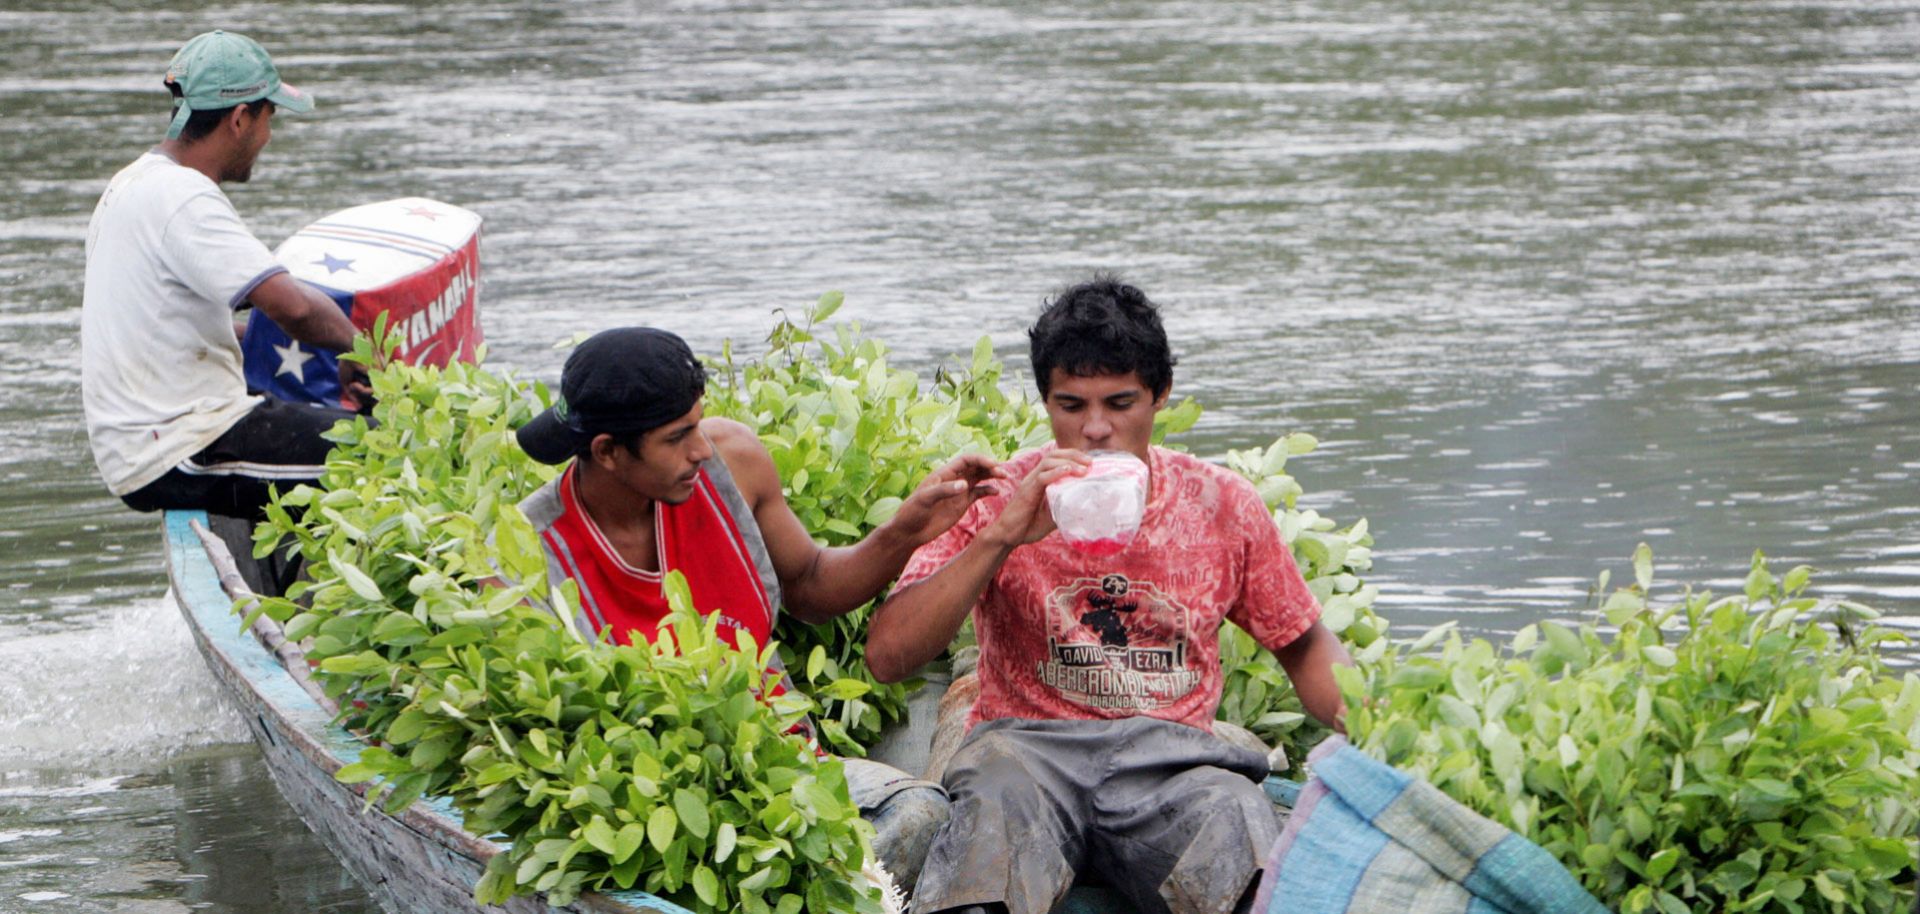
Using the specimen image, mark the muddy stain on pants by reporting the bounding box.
[846,757,951,891]
[912,717,1276,914]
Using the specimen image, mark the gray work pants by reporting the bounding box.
[912,717,1276,914]
[846,757,950,891]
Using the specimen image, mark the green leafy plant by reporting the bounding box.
[247,307,1920,914]
[249,337,885,911]
[239,300,1386,907]
[1215,434,1381,767]
[344,574,883,913]
[700,293,1051,753]
[1337,545,1920,914]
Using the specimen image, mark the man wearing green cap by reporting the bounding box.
[81,30,368,520]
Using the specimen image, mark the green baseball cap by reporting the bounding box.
[163,30,314,140]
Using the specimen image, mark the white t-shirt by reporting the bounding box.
[81,152,285,496]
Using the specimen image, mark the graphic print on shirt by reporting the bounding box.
[1036,572,1202,712]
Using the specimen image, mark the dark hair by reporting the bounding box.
[165,80,271,142]
[576,429,646,462]
[1027,273,1176,398]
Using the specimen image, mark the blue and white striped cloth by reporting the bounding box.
[1254,737,1608,914]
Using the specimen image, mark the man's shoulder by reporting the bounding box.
[94,153,224,231]
[1153,447,1265,512]
[700,416,759,451]
[701,417,769,480]
[106,153,218,204]
[700,417,782,508]
[1154,447,1247,487]
[517,472,567,532]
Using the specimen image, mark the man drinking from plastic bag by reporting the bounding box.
[866,276,1353,914]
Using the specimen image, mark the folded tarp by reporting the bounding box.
[1252,736,1609,914]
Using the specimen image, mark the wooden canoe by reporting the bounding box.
[166,508,1298,913]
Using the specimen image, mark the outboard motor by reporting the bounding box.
[241,197,483,406]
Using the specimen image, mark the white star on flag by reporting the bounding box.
[274,341,317,383]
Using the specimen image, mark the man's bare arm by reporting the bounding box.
[248,272,358,352]
[865,536,1014,683]
[1273,621,1354,732]
[706,419,1002,625]
[865,451,1089,683]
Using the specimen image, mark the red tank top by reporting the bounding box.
[540,464,775,651]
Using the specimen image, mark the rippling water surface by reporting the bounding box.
[2,0,1916,908]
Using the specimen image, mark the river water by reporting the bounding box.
[3,0,1917,909]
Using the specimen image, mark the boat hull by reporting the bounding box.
[164,510,686,914]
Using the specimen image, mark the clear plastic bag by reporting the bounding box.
[1046,450,1149,556]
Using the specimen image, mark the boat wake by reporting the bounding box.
[0,591,243,774]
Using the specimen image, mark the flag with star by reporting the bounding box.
[241,283,357,404]
[242,197,484,406]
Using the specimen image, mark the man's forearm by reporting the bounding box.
[279,292,359,352]
[783,525,919,623]
[249,273,359,352]
[865,535,1015,683]
[1275,622,1355,732]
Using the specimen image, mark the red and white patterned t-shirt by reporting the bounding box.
[899,446,1321,732]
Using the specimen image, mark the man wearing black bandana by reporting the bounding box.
[512,327,1004,889]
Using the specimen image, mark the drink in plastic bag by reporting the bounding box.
[1046,450,1149,556]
